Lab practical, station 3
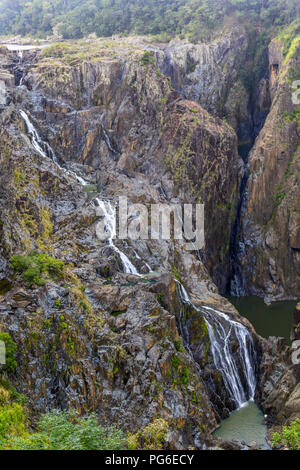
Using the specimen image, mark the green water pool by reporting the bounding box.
[228,295,298,345]
[213,401,269,449]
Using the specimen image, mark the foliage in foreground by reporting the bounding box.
[272,419,300,450]
[0,380,28,445]
[0,378,127,450]
[1,409,127,450]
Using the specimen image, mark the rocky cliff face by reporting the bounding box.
[0,34,299,449]
[19,37,242,290]
[231,37,300,300]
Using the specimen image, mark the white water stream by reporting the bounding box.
[176,281,256,409]
[20,110,142,275]
[20,110,88,186]
[95,198,139,275]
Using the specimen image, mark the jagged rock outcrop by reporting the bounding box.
[258,336,300,428]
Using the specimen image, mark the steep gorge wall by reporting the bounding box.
[232,36,300,300]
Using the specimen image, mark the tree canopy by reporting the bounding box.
[0,0,299,42]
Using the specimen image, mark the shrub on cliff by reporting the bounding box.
[272,419,300,450]
[128,418,170,450]
[10,252,65,287]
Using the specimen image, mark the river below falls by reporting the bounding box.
[228,295,298,345]
[213,401,270,449]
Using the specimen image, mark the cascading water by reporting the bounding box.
[202,306,256,408]
[20,109,140,277]
[20,110,88,186]
[95,198,139,276]
[20,100,257,411]
[100,119,119,155]
[20,110,52,160]
[175,280,257,410]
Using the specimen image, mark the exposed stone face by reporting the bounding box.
[0,104,220,448]
[155,98,240,290]
[158,28,248,118]
[22,44,241,292]
[231,38,300,300]
[257,335,300,428]
[0,34,299,449]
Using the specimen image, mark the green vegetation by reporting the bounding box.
[0,379,127,450]
[3,410,126,450]
[157,291,165,306]
[0,380,28,447]
[110,309,127,317]
[83,184,98,199]
[128,418,169,450]
[278,21,300,82]
[10,251,64,287]
[282,108,300,129]
[172,265,182,283]
[140,51,156,66]
[278,20,300,57]
[0,405,126,450]
[0,333,17,374]
[169,353,190,386]
[272,419,300,450]
[0,0,299,43]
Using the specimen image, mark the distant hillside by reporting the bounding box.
[0,0,299,42]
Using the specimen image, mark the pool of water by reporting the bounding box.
[213,401,269,449]
[228,295,297,345]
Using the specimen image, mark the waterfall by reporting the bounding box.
[20,110,88,186]
[20,109,141,277]
[203,306,256,408]
[175,280,256,410]
[101,124,119,155]
[95,198,139,276]
[133,248,152,273]
[20,110,50,160]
